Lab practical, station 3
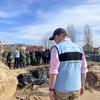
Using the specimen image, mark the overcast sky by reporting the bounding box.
[0,0,100,47]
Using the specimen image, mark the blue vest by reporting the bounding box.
[54,39,83,92]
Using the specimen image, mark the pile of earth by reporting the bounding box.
[0,61,18,100]
[0,61,100,100]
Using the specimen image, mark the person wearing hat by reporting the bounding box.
[49,28,88,100]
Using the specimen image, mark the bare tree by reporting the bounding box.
[67,24,76,42]
[84,24,93,54]
[41,34,53,49]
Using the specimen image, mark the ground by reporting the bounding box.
[10,62,100,100]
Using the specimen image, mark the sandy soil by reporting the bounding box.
[11,63,100,100]
[15,85,100,100]
[81,89,100,100]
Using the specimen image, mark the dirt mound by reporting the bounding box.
[0,61,100,100]
[14,64,100,100]
[86,65,100,89]
[0,61,18,100]
[15,84,100,100]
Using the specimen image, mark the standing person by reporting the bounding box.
[26,51,31,66]
[20,50,27,68]
[2,50,8,64]
[49,28,88,100]
[14,48,20,68]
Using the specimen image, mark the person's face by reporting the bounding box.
[54,33,64,44]
[53,35,59,43]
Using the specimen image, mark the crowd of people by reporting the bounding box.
[2,48,50,69]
